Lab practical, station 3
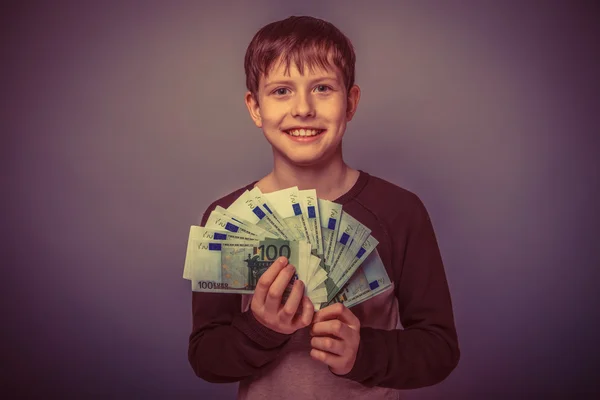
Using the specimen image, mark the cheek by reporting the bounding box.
[327,113,347,134]
[258,100,285,121]
[321,101,347,124]
[260,112,284,129]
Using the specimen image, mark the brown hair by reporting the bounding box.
[244,16,356,100]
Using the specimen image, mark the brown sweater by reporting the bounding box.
[188,170,460,399]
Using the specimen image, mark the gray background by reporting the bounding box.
[3,0,598,398]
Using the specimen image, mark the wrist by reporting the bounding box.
[331,328,368,382]
[232,309,292,348]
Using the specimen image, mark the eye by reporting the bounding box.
[272,88,290,96]
[314,85,332,93]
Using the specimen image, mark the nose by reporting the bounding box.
[291,92,315,117]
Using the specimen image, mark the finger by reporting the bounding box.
[313,303,360,329]
[279,279,304,321]
[311,336,345,357]
[310,348,346,372]
[312,302,343,323]
[293,296,315,328]
[253,256,288,308]
[311,320,351,341]
[264,263,296,313]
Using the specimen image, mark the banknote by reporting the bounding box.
[344,281,393,309]
[187,236,329,308]
[248,187,293,240]
[305,255,328,293]
[297,239,313,285]
[189,238,301,294]
[298,255,328,305]
[183,226,257,279]
[325,249,391,308]
[317,198,343,270]
[188,225,257,243]
[337,221,371,277]
[227,190,288,240]
[295,190,316,251]
[295,243,327,307]
[263,187,311,242]
[205,209,271,239]
[299,189,324,256]
[214,206,278,238]
[296,245,314,284]
[330,235,379,291]
[308,283,328,304]
[327,212,371,280]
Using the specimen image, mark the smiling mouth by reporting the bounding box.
[284,128,325,137]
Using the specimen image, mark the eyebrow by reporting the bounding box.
[263,77,339,88]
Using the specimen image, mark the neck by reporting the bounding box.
[266,149,358,201]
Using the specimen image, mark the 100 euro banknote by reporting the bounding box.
[188,238,303,294]
[183,226,257,280]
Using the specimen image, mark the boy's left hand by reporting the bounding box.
[309,303,361,376]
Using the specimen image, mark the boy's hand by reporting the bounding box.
[250,257,314,335]
[309,303,361,376]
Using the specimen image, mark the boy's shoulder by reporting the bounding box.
[361,172,418,199]
[356,171,427,215]
[347,170,436,234]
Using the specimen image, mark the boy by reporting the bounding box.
[188,16,459,399]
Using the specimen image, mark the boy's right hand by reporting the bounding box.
[250,256,314,335]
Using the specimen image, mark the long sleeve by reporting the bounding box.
[337,196,460,389]
[187,201,292,383]
[188,292,292,382]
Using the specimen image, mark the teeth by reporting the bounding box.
[287,129,322,137]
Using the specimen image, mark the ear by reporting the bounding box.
[346,85,361,122]
[244,91,263,128]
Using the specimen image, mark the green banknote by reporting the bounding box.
[324,235,379,303]
[324,249,391,308]
[189,238,302,294]
[317,198,342,271]
[183,226,257,280]
[263,187,311,242]
[227,190,289,240]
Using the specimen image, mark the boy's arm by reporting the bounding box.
[337,197,460,389]
[187,202,292,383]
[188,292,291,382]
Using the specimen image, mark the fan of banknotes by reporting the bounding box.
[183,186,392,310]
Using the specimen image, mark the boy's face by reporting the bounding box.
[245,56,360,167]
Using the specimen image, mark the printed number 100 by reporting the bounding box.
[257,244,291,260]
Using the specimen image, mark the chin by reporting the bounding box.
[284,151,334,168]
[288,159,322,167]
[269,139,340,167]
